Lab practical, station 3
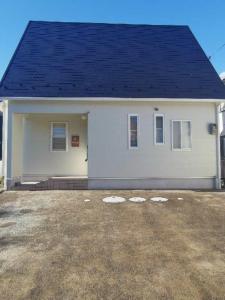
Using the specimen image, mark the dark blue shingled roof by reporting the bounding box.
[0,21,225,99]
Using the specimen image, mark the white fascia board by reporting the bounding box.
[1,97,225,103]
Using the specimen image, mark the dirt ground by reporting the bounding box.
[0,190,225,300]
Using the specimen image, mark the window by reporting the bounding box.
[172,120,191,150]
[51,122,68,151]
[154,114,164,144]
[128,114,139,149]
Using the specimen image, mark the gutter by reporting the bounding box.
[1,97,224,103]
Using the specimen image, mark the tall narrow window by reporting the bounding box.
[172,120,191,150]
[128,114,139,149]
[51,122,68,151]
[154,114,164,144]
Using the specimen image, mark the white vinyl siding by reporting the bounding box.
[10,101,216,188]
[51,122,68,151]
[128,114,139,149]
[154,114,164,144]
[172,120,192,150]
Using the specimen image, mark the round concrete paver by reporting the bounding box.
[102,196,126,203]
[129,197,146,203]
[150,197,168,202]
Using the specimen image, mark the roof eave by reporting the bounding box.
[1,97,225,103]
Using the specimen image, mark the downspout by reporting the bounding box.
[216,103,222,189]
[2,100,8,189]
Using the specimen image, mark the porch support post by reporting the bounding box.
[21,115,28,182]
[2,100,13,189]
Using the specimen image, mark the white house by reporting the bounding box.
[0,21,225,190]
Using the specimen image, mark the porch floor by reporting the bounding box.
[12,178,88,191]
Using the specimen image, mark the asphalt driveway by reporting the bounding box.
[0,190,225,300]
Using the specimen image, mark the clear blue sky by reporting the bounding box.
[0,0,225,79]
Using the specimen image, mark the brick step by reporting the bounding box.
[12,179,89,191]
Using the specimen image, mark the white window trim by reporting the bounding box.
[171,120,192,151]
[50,122,69,152]
[128,114,139,149]
[154,113,165,145]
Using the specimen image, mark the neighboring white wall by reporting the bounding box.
[7,100,217,186]
[0,108,3,177]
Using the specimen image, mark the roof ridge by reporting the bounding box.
[28,20,189,28]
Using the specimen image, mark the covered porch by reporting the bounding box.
[8,112,88,188]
